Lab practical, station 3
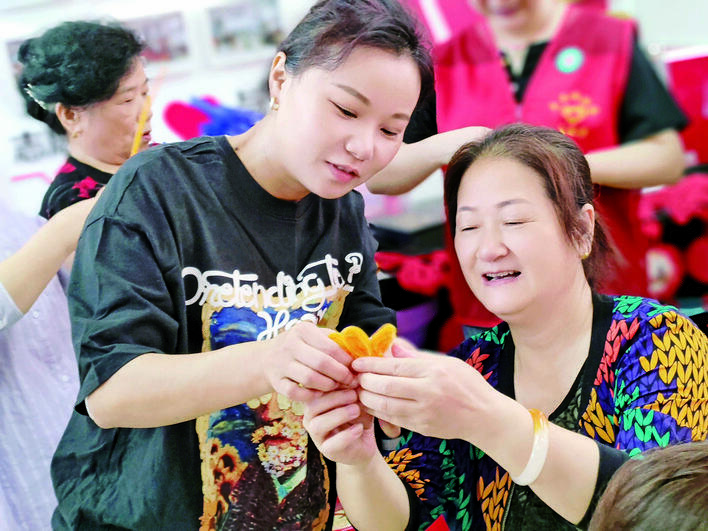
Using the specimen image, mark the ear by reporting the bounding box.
[55,103,83,138]
[268,51,289,104]
[575,203,595,255]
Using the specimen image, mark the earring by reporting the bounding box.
[269,97,279,111]
[581,251,590,260]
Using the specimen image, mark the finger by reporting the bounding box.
[275,378,323,403]
[358,388,416,420]
[391,339,418,358]
[378,418,401,438]
[351,355,430,377]
[285,359,346,392]
[298,322,355,367]
[305,402,362,439]
[357,372,423,400]
[304,389,359,419]
[318,423,364,455]
[294,341,356,387]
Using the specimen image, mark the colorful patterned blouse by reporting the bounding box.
[388,294,708,531]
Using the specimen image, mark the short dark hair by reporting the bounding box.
[589,441,708,531]
[277,0,433,109]
[17,20,144,135]
[443,123,612,290]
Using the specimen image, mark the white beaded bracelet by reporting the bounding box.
[510,408,550,486]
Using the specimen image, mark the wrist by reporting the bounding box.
[464,392,532,466]
[509,409,550,486]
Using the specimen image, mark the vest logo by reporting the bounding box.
[549,91,599,139]
[555,46,584,73]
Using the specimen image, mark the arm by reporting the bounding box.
[586,128,685,189]
[366,126,489,195]
[0,196,96,315]
[353,348,602,525]
[86,321,355,429]
[303,389,411,531]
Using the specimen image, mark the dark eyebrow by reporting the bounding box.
[457,198,531,213]
[333,82,411,121]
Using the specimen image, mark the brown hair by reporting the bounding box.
[443,123,612,290]
[589,441,708,531]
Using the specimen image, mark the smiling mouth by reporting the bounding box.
[484,271,520,281]
[332,163,359,178]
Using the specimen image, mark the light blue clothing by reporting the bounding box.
[0,203,78,530]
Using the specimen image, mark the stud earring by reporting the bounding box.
[581,251,590,260]
[269,97,279,111]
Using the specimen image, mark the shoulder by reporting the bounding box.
[120,136,228,180]
[607,295,706,346]
[99,136,230,212]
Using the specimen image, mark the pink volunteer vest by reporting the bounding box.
[434,6,645,346]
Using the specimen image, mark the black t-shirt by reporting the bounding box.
[403,41,688,144]
[39,156,112,219]
[51,136,394,530]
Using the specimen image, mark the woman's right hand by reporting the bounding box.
[303,388,379,466]
[262,321,357,402]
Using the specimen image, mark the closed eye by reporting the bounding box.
[381,128,398,137]
[459,225,479,232]
[333,102,356,118]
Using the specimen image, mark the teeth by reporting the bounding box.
[336,164,354,175]
[486,271,516,280]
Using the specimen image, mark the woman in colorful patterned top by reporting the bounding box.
[303,124,708,530]
[17,20,152,219]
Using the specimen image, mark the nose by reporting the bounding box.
[475,225,509,262]
[345,126,375,162]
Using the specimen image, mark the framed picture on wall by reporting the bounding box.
[122,11,191,70]
[206,0,284,66]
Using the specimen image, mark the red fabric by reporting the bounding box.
[686,236,708,284]
[162,101,210,140]
[433,6,643,334]
[426,514,451,531]
[401,0,484,45]
[664,52,708,165]
[376,250,449,297]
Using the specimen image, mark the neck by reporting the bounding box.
[491,0,568,52]
[508,276,594,366]
[68,145,121,175]
[229,117,307,202]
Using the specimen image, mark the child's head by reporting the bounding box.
[263,0,433,201]
[589,442,708,531]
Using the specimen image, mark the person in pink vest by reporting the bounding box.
[369,0,687,350]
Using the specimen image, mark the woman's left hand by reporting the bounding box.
[352,342,497,442]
